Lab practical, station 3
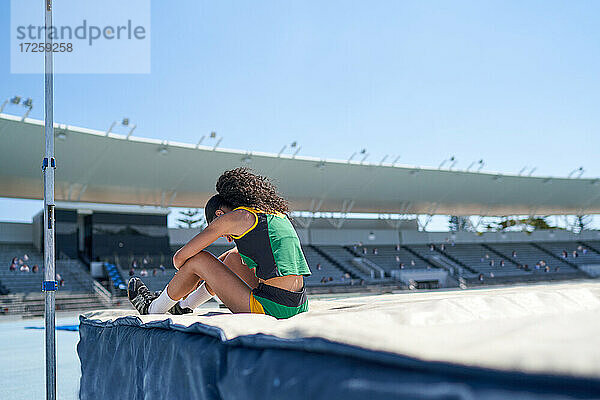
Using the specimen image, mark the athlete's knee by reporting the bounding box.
[185,250,218,272]
[188,250,213,261]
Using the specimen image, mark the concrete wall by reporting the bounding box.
[169,226,600,246]
[400,230,600,245]
[0,222,33,243]
[308,228,399,245]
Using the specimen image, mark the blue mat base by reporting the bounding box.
[77,315,600,400]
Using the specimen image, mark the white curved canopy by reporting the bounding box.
[1,114,599,216]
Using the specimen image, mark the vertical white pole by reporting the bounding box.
[43,1,57,400]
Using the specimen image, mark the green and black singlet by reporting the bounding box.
[231,207,311,318]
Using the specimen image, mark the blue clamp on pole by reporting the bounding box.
[42,280,58,292]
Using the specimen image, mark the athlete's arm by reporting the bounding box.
[173,210,255,269]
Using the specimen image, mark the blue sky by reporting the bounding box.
[1,0,600,229]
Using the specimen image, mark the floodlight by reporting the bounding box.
[23,98,33,108]
[210,131,217,138]
[291,141,297,148]
[11,96,21,105]
[56,132,66,140]
[122,118,129,126]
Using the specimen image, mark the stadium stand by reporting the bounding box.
[352,244,434,274]
[535,241,600,267]
[314,246,372,281]
[0,243,97,294]
[302,246,347,285]
[435,243,530,278]
[397,244,477,278]
[484,242,581,275]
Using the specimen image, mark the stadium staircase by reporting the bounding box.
[432,245,478,275]
[309,245,360,280]
[341,246,388,280]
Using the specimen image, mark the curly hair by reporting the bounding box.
[215,167,289,215]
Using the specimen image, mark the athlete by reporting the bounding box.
[128,167,311,319]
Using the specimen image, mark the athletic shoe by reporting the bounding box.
[168,302,193,315]
[127,277,158,315]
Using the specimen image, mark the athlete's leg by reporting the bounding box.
[167,250,252,313]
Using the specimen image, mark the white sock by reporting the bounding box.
[179,282,213,309]
[148,286,177,314]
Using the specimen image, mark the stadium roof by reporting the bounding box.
[1,113,599,216]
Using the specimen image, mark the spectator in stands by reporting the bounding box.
[395,244,400,251]
[344,273,350,279]
[490,272,494,278]
[561,250,568,258]
[524,264,530,271]
[57,273,64,287]
[316,263,322,270]
[23,254,29,262]
[132,260,138,269]
[20,264,30,272]
[362,247,367,255]
[555,266,560,272]
[478,273,484,282]
[320,277,328,284]
[441,244,445,251]
[143,257,149,266]
[140,269,148,277]
[32,265,39,273]
[395,255,400,263]
[11,257,17,265]
[484,253,489,259]
[373,248,378,255]
[572,250,578,258]
[129,268,135,277]
[328,277,333,282]
[545,266,550,273]
[152,269,158,276]
[583,248,588,255]
[429,244,435,251]
[159,264,166,274]
[410,259,415,266]
[489,260,495,267]
[399,263,405,269]
[500,260,505,267]
[512,250,517,258]
[9,263,16,272]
